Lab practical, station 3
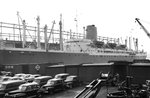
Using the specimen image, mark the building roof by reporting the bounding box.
[82,63,114,66]
[131,63,150,66]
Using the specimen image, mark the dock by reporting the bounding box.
[43,86,118,98]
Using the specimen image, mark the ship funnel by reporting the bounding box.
[86,25,97,41]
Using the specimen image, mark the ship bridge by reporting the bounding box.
[63,39,92,52]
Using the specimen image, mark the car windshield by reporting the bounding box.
[66,77,73,81]
[19,85,27,91]
[0,77,10,82]
[31,75,40,78]
[34,79,40,84]
[47,80,55,85]
[15,74,25,78]
[55,75,61,79]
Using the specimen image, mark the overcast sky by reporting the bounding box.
[0,0,150,57]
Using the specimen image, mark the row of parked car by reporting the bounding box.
[0,72,81,98]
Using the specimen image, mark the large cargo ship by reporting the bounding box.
[0,16,147,67]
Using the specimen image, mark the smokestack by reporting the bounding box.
[86,25,97,41]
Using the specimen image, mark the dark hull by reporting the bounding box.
[0,49,146,65]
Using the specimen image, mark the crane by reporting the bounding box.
[135,18,150,38]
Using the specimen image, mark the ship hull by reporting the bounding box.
[0,49,146,65]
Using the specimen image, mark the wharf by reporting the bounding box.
[43,86,118,98]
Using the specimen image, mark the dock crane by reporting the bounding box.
[135,18,150,38]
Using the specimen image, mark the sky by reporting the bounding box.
[0,0,150,57]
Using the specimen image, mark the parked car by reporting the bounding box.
[0,80,26,98]
[14,73,27,80]
[0,71,14,77]
[31,74,41,78]
[5,82,42,98]
[41,78,65,94]
[33,76,52,87]
[8,77,24,81]
[65,75,80,88]
[107,91,127,98]
[54,73,69,81]
[25,74,41,83]
[14,73,26,78]
[0,76,12,82]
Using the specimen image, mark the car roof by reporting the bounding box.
[49,78,62,81]
[67,75,77,78]
[1,80,25,84]
[1,76,12,78]
[9,77,23,80]
[20,82,38,86]
[55,73,69,77]
[35,76,52,79]
[0,76,11,80]
[15,73,26,75]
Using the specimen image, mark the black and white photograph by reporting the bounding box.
[0,0,150,98]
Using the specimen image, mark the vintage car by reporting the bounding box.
[0,80,26,98]
[0,76,12,82]
[54,73,69,81]
[64,75,80,88]
[30,74,41,78]
[107,91,127,98]
[25,74,41,82]
[14,73,26,78]
[5,82,42,98]
[107,88,148,98]
[8,77,24,81]
[41,78,65,94]
[33,76,52,87]
[0,71,14,77]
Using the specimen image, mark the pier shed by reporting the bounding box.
[130,62,150,84]
[46,64,81,78]
[81,63,112,82]
[110,61,132,81]
[46,63,112,82]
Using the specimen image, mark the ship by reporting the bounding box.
[0,16,147,71]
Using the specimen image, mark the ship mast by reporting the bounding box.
[44,25,48,51]
[17,12,22,42]
[22,20,26,48]
[74,10,78,34]
[36,16,41,49]
[59,14,63,51]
